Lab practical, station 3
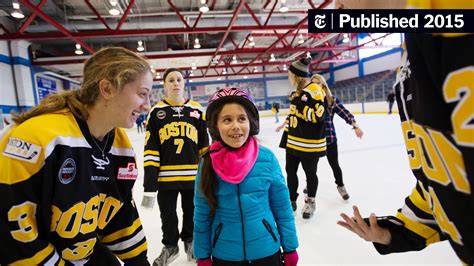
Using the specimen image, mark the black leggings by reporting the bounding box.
[327,142,344,187]
[157,189,194,247]
[285,152,319,200]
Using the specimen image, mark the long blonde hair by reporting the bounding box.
[311,74,333,106]
[12,47,151,124]
[289,73,310,100]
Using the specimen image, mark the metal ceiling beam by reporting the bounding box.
[0,24,309,41]
[18,0,95,54]
[14,0,47,36]
[116,0,136,31]
[235,0,332,74]
[235,16,308,74]
[312,33,392,66]
[85,0,111,30]
[203,0,245,76]
[167,0,191,29]
[32,43,399,66]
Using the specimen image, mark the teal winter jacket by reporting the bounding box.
[193,145,298,261]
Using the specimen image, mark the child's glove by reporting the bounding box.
[283,250,299,266]
[197,258,212,266]
[141,192,156,209]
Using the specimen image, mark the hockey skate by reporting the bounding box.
[184,240,195,262]
[302,197,315,219]
[337,186,350,200]
[153,246,179,266]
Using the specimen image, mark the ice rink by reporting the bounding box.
[126,113,459,265]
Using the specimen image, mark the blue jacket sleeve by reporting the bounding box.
[268,152,299,253]
[193,162,213,259]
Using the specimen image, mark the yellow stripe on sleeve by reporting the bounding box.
[11,244,55,265]
[101,218,142,243]
[144,161,160,167]
[144,150,160,156]
[408,187,433,215]
[117,241,148,260]
[396,212,441,245]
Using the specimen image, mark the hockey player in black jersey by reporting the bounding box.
[141,68,209,266]
[0,47,152,265]
[279,58,327,219]
[336,0,474,264]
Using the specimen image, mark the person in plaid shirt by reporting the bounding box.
[310,74,363,200]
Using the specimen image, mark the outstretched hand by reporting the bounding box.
[354,128,363,139]
[275,123,285,132]
[337,205,391,245]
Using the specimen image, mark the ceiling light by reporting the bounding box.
[306,52,311,58]
[253,66,258,73]
[109,0,120,16]
[199,0,209,13]
[109,8,120,16]
[217,77,221,81]
[298,34,305,45]
[192,62,197,70]
[232,55,238,64]
[343,33,350,43]
[248,36,255,47]
[189,79,193,83]
[194,38,201,49]
[279,0,289,12]
[269,53,276,62]
[11,1,25,19]
[243,76,248,79]
[74,44,84,55]
[222,69,227,75]
[283,64,287,71]
[156,73,161,79]
[137,40,145,52]
[160,81,163,85]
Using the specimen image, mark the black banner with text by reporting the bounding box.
[308,9,474,33]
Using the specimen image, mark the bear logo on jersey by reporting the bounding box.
[58,158,76,184]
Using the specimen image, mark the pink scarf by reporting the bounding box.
[209,136,259,184]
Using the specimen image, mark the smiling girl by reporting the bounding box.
[194,88,299,266]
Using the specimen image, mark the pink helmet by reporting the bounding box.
[206,87,259,137]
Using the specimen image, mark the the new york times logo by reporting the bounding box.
[309,10,474,33]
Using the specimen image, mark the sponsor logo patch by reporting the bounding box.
[3,137,41,163]
[117,162,138,180]
[59,158,76,184]
[189,110,201,119]
[157,110,166,120]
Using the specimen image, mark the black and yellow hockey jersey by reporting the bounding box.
[0,109,148,265]
[143,98,209,191]
[372,2,473,262]
[285,83,327,158]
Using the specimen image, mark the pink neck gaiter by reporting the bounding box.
[209,136,259,184]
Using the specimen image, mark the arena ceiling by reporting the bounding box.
[0,0,394,81]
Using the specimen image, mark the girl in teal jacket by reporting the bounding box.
[194,88,299,266]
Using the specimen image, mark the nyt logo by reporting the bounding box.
[314,14,326,29]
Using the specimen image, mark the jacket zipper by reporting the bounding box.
[262,219,278,242]
[237,184,247,261]
[212,223,223,248]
